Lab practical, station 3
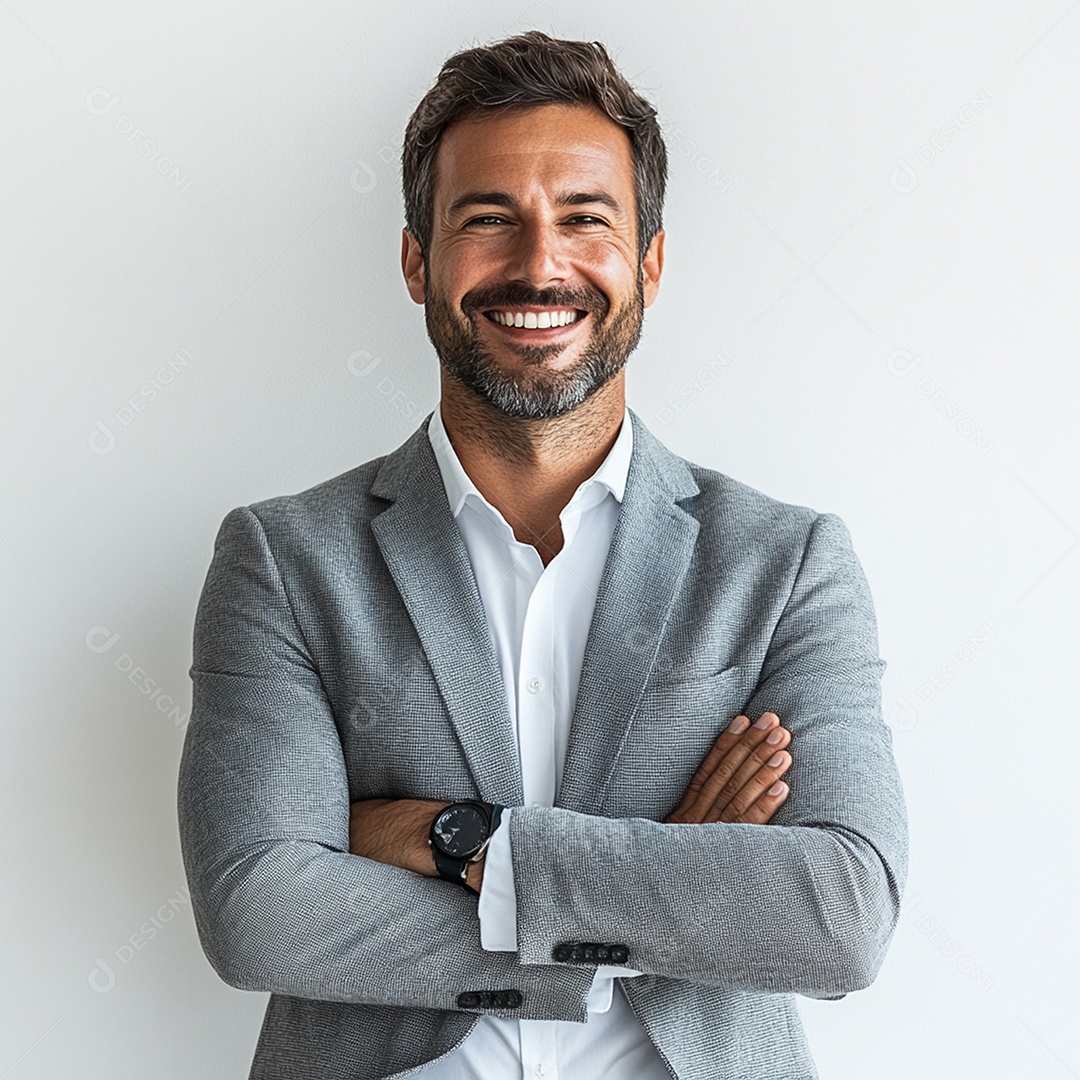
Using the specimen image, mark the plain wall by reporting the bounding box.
[3,2,1077,1075]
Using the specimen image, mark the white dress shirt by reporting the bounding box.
[416,404,673,1080]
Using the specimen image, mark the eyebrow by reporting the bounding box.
[446,190,624,218]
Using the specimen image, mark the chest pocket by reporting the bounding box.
[633,664,749,724]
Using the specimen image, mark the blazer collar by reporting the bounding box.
[370,407,702,813]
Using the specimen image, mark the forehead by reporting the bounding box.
[432,103,635,211]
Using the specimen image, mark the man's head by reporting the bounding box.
[399,31,668,419]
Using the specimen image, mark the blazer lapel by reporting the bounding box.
[370,415,524,807]
[555,409,702,815]
[368,407,702,817]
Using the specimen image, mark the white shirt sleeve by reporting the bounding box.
[477,808,518,951]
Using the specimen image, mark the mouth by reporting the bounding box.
[477,305,591,338]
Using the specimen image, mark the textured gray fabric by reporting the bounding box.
[177,407,908,1080]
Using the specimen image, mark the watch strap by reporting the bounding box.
[431,839,472,889]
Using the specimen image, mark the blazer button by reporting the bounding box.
[457,990,523,1010]
[553,941,631,964]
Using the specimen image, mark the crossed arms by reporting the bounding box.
[177,506,908,1021]
[346,708,797,893]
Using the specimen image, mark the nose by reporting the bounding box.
[501,218,569,289]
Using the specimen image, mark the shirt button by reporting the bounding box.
[535,1065,549,1078]
[526,676,544,694]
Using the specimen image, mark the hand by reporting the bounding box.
[665,712,791,825]
[348,797,448,877]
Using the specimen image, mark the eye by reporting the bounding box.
[464,215,509,227]
[567,215,608,227]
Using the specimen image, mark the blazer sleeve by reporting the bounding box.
[176,506,594,1020]
[507,512,909,1000]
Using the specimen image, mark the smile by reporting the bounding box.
[481,307,587,330]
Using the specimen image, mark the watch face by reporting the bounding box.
[433,804,487,858]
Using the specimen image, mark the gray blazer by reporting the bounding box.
[177,407,908,1080]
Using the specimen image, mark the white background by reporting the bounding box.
[3,2,1078,1076]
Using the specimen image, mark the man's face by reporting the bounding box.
[402,102,664,419]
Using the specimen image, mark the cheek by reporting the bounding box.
[435,250,497,305]
[442,235,502,267]
[579,240,638,283]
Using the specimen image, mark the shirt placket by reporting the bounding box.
[514,518,566,1080]
[515,544,557,812]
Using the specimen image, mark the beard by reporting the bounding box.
[422,269,645,420]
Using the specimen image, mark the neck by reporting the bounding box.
[436,370,626,558]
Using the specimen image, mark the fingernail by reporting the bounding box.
[753,714,775,730]
[767,752,785,767]
[768,781,787,797]
[729,716,750,734]
[766,728,784,745]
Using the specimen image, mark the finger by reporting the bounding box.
[704,723,791,819]
[712,751,792,824]
[729,777,790,825]
[673,712,781,821]
[677,714,751,803]
[668,714,753,821]
[684,714,786,820]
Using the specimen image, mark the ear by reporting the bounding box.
[401,229,426,304]
[641,227,665,308]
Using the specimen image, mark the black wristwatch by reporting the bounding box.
[429,800,504,893]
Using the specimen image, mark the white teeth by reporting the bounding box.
[489,309,580,328]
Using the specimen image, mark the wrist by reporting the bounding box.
[464,857,484,894]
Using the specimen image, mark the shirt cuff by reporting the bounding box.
[477,807,517,951]
[586,965,645,1013]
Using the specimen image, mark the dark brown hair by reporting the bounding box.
[401,30,667,268]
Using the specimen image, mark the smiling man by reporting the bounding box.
[178,30,908,1080]
[404,98,659,567]
[416,102,651,424]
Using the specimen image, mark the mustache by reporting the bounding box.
[462,284,609,319]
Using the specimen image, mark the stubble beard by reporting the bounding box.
[423,266,645,420]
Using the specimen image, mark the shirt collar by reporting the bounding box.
[427,402,633,520]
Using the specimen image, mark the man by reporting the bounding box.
[178,30,908,1080]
